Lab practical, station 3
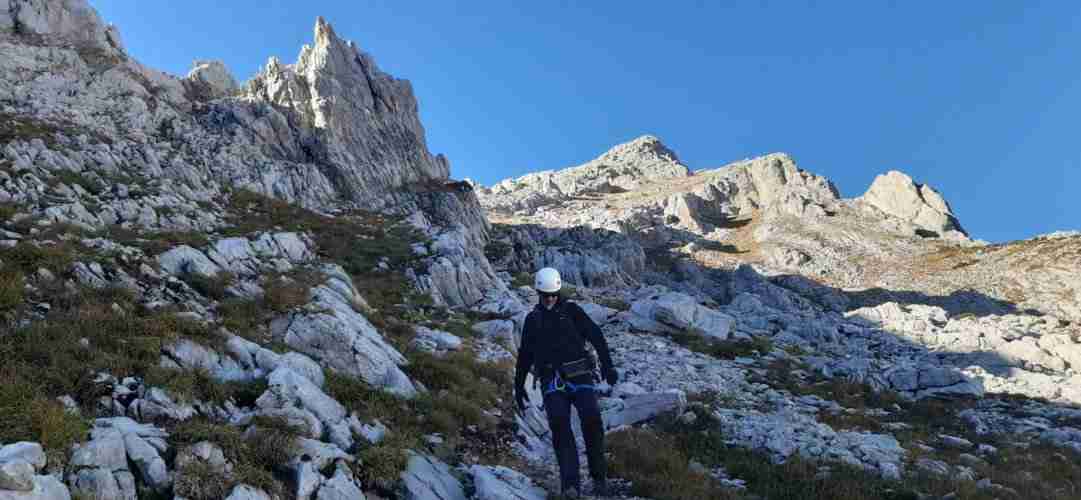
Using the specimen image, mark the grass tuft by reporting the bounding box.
[0,269,25,315]
[170,416,301,498]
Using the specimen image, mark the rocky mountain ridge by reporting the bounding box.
[3,1,1081,500]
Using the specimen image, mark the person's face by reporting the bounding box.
[540,291,559,308]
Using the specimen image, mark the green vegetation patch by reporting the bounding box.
[325,350,515,488]
[102,225,211,256]
[665,330,774,360]
[0,113,69,146]
[47,170,104,195]
[0,365,90,469]
[179,271,236,301]
[217,268,324,343]
[0,240,80,274]
[143,367,267,407]
[0,269,25,316]
[0,284,223,446]
[225,190,429,313]
[170,416,301,499]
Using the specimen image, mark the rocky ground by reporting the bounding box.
[2,1,1081,500]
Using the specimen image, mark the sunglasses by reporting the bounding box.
[539,292,560,299]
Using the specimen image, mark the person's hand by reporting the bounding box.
[515,386,530,412]
[604,367,619,385]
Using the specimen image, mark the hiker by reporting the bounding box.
[514,267,619,499]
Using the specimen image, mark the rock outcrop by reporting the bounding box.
[477,135,690,214]
[861,170,966,239]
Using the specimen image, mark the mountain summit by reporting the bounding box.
[476,135,690,213]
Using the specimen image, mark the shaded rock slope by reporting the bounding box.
[2,2,1081,500]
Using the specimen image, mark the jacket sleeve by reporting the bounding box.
[514,314,535,391]
[572,303,614,370]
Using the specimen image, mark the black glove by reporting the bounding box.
[604,367,619,385]
[514,386,529,412]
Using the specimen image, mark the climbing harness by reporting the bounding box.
[544,371,596,395]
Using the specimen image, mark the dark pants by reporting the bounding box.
[543,386,606,490]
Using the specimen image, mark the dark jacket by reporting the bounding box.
[514,298,614,390]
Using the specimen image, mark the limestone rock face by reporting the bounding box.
[239,17,448,208]
[399,453,466,500]
[469,465,547,500]
[184,60,239,100]
[270,266,417,397]
[0,474,71,500]
[6,0,123,55]
[861,170,966,238]
[477,135,691,213]
[630,292,734,340]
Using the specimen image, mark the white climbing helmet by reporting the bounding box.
[534,267,562,293]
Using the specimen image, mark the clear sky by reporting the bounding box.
[90,1,1080,242]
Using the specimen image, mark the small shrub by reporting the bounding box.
[262,274,314,313]
[48,170,103,195]
[0,367,89,468]
[245,415,303,470]
[510,272,533,289]
[1,241,77,274]
[353,432,414,489]
[103,226,210,256]
[483,240,512,261]
[180,271,236,301]
[218,298,265,342]
[174,460,232,500]
[325,371,413,424]
[596,296,631,311]
[0,270,25,314]
[607,427,736,500]
[170,416,299,497]
[667,331,772,360]
[0,202,19,222]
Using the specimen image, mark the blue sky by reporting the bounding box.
[92,1,1080,242]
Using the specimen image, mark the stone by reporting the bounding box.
[185,60,239,100]
[256,367,353,450]
[291,438,352,471]
[122,433,170,491]
[915,458,951,477]
[272,272,416,397]
[602,390,687,429]
[0,444,46,472]
[938,434,973,450]
[314,462,363,500]
[470,465,547,500]
[472,320,517,350]
[294,460,323,500]
[410,327,463,354]
[0,474,71,500]
[70,432,127,472]
[400,453,466,500]
[225,485,273,500]
[157,246,221,277]
[70,468,125,500]
[0,461,34,492]
[861,171,966,237]
[176,442,231,476]
[630,292,734,339]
